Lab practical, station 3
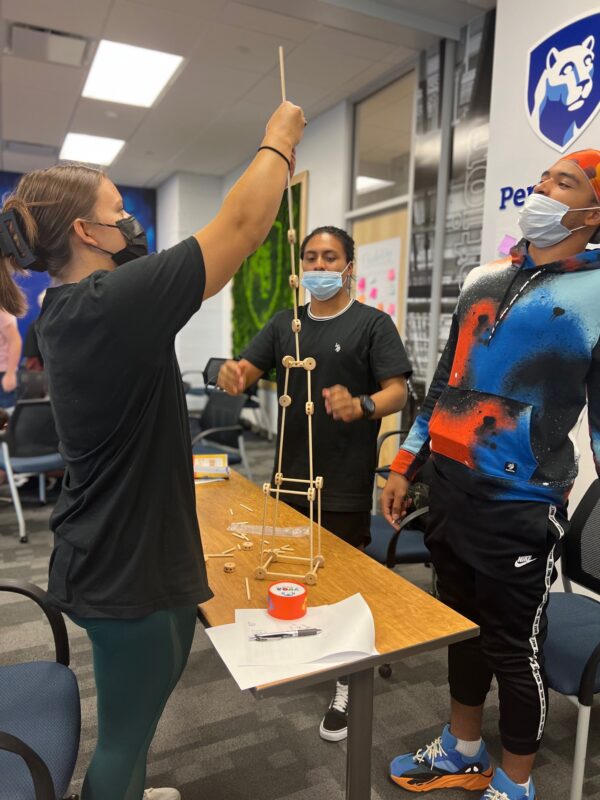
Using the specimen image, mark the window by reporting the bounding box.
[352,71,416,210]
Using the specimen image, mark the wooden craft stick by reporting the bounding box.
[231,532,246,540]
[222,547,235,555]
[245,577,251,601]
[240,503,255,513]
[278,46,286,103]
[205,553,232,559]
[229,508,234,516]
[237,543,242,550]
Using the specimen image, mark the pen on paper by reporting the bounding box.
[250,628,322,641]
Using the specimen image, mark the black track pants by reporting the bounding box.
[425,460,567,755]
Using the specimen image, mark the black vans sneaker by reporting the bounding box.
[319,678,349,741]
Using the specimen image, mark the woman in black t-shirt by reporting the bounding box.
[0,102,305,800]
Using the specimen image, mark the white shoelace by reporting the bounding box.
[331,681,349,713]
[413,736,447,767]
[482,789,511,800]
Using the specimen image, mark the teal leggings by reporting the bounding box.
[71,606,197,800]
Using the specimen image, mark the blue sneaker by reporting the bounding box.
[480,768,535,799]
[390,724,492,792]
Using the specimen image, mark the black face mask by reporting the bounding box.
[88,215,148,265]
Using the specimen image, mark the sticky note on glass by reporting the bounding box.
[357,277,366,291]
[498,234,517,256]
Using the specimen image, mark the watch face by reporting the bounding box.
[361,395,375,417]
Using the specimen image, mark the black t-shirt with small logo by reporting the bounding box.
[37,237,213,618]
[242,301,412,511]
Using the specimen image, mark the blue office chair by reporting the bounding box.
[0,579,80,800]
[544,479,600,800]
[0,399,64,543]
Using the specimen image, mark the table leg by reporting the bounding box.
[346,667,374,800]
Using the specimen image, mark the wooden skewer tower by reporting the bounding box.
[254,46,325,586]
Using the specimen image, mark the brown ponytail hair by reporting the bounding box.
[0,164,105,316]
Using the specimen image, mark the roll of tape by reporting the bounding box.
[267,581,307,620]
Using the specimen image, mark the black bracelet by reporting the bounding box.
[257,145,291,171]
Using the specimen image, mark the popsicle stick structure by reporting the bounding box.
[254,46,325,586]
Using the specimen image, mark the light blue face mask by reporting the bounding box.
[301,265,350,301]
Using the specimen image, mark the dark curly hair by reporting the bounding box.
[300,226,355,263]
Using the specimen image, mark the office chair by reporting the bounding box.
[200,357,271,438]
[544,479,600,800]
[191,390,253,480]
[0,579,80,800]
[0,399,64,543]
[365,429,434,679]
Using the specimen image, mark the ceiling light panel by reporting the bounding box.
[60,132,125,165]
[82,40,183,107]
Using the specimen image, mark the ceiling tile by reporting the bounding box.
[382,44,418,65]
[282,43,375,89]
[1,56,83,146]
[3,85,74,146]
[1,150,57,173]
[102,0,207,55]
[242,76,331,110]
[190,21,300,73]
[132,0,223,15]
[220,3,317,43]
[304,25,398,61]
[376,0,487,26]
[70,99,147,140]
[2,0,112,38]
[2,54,85,95]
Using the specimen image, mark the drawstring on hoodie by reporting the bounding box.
[487,263,547,344]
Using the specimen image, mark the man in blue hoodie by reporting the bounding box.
[383,149,600,800]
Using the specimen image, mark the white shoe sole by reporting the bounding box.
[319,721,348,742]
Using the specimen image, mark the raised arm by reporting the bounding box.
[196,101,305,300]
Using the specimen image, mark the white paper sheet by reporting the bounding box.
[205,594,378,690]
[235,594,375,666]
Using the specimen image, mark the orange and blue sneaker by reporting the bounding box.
[480,768,535,799]
[390,724,492,792]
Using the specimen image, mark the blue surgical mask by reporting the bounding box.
[301,265,350,301]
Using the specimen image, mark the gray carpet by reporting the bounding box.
[1,434,599,800]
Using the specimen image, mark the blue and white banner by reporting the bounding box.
[482,0,600,508]
[526,13,600,152]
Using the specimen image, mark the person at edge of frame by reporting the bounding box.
[382,149,600,800]
[217,224,412,743]
[0,101,306,800]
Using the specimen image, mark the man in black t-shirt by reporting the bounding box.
[218,225,411,742]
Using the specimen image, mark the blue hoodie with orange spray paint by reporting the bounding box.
[391,241,600,505]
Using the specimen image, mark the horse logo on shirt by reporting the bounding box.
[526,13,600,152]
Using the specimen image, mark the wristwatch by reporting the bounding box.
[359,394,376,419]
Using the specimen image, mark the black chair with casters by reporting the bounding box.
[366,429,434,679]
[544,479,600,800]
[0,399,64,543]
[0,579,80,800]
[199,356,271,439]
[191,390,253,480]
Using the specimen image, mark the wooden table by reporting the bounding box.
[197,471,478,799]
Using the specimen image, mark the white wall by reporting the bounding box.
[223,99,352,233]
[161,99,353,381]
[157,172,227,378]
[482,0,600,518]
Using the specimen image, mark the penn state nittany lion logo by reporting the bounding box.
[526,13,600,152]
